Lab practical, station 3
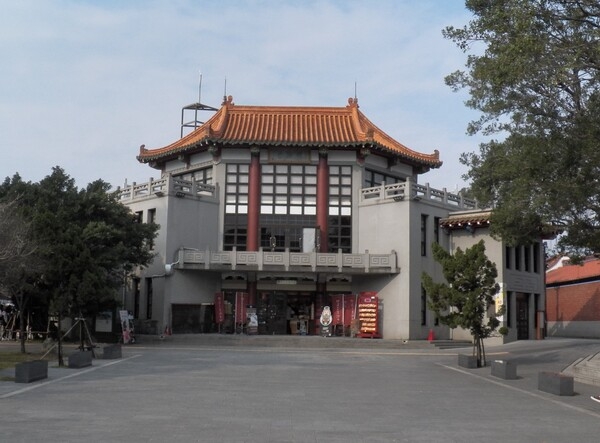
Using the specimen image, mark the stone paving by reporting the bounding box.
[1,336,600,442]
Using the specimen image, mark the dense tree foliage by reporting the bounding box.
[422,240,501,367]
[0,167,158,352]
[445,1,600,252]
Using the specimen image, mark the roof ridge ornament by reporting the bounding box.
[347,97,359,108]
[222,95,234,106]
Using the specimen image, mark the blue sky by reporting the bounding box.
[0,0,486,191]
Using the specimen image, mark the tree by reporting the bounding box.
[0,198,44,353]
[445,1,600,252]
[422,240,501,367]
[0,168,158,356]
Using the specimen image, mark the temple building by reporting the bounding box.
[118,96,546,341]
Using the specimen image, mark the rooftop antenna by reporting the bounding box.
[354,81,357,100]
[198,70,202,104]
[223,76,227,103]
[180,70,217,138]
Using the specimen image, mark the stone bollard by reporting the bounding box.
[101,344,122,360]
[458,354,478,368]
[491,360,517,380]
[68,350,93,368]
[15,360,48,383]
[538,371,574,396]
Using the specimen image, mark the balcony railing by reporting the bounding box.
[175,247,398,274]
[361,180,478,209]
[116,176,217,202]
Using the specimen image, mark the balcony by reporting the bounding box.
[175,247,398,275]
[361,179,478,209]
[116,176,218,202]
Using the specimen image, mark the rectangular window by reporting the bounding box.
[134,211,143,223]
[524,245,531,272]
[505,246,511,270]
[506,291,512,327]
[147,208,156,224]
[421,215,428,256]
[145,278,153,320]
[421,285,427,326]
[515,246,521,271]
[363,169,404,188]
[434,217,441,244]
[328,166,352,253]
[225,164,250,215]
[533,242,541,273]
[133,278,140,319]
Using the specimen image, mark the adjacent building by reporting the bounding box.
[546,256,600,338]
[118,96,546,342]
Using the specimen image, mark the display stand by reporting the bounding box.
[357,292,381,338]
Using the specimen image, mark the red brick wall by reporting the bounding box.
[546,282,600,322]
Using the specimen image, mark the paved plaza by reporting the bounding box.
[1,337,600,442]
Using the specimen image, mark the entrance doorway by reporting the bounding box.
[516,293,529,340]
[257,292,314,335]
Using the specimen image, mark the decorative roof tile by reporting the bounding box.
[137,97,442,169]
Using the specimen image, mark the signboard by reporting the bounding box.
[357,292,381,338]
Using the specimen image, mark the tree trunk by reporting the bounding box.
[19,307,26,354]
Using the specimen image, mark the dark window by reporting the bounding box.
[506,291,512,328]
[363,169,404,188]
[178,166,213,184]
[434,217,441,243]
[533,242,540,273]
[134,211,143,223]
[421,285,427,326]
[515,246,521,271]
[505,246,511,270]
[147,208,156,224]
[146,278,153,320]
[421,214,428,256]
[524,245,531,272]
[223,215,248,251]
[133,277,140,319]
[259,214,315,252]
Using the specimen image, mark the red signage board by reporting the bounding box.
[357,292,380,338]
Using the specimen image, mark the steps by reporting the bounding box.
[562,351,600,387]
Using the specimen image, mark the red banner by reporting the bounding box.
[214,292,225,324]
[235,292,248,324]
[330,295,357,327]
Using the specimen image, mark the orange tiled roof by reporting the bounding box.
[546,258,600,285]
[137,97,442,169]
[439,211,492,229]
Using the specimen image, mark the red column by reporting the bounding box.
[247,148,261,251]
[316,149,329,253]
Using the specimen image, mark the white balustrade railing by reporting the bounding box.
[177,247,397,274]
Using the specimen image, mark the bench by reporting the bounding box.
[68,350,93,368]
[15,360,48,383]
[538,371,574,396]
[491,360,517,380]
